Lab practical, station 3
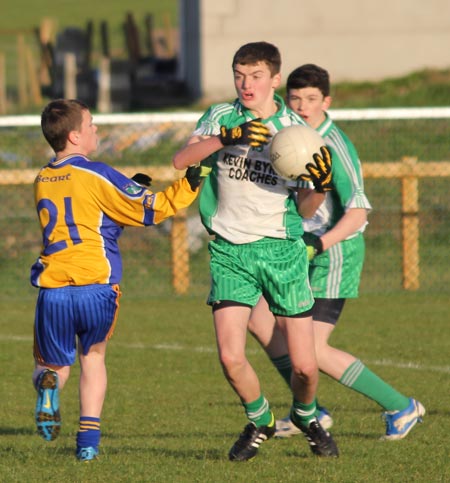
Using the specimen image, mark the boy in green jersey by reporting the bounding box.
[173,44,338,460]
[248,64,425,441]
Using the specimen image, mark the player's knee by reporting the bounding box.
[219,351,247,376]
[291,361,318,384]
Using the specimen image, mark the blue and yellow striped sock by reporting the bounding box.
[76,417,101,450]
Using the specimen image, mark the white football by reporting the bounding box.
[269,125,326,180]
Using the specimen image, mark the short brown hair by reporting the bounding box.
[41,99,88,153]
[286,64,330,97]
[232,41,281,77]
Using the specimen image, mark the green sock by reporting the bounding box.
[243,395,273,427]
[291,399,316,427]
[339,360,410,411]
[270,354,292,387]
[314,398,323,418]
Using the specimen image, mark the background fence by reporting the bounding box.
[1,109,449,299]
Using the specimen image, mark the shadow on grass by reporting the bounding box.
[0,426,35,436]
[103,445,225,461]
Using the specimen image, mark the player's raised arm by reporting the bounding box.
[148,165,211,225]
[173,134,222,170]
[173,119,271,170]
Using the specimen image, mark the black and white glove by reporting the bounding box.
[219,118,272,147]
[298,146,333,193]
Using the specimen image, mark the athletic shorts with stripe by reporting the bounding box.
[33,284,121,366]
[207,237,314,316]
[308,233,365,299]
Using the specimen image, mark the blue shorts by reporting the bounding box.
[33,284,121,366]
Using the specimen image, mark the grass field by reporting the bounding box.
[0,284,449,482]
[1,129,448,480]
[0,237,449,482]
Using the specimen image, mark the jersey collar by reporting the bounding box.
[234,93,289,121]
[49,154,89,168]
[316,112,334,137]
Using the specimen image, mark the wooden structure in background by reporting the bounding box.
[0,25,46,111]
[171,209,190,294]
[2,160,450,293]
[0,11,181,112]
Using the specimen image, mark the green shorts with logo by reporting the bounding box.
[207,237,314,316]
[308,233,365,299]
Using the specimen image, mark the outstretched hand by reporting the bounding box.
[131,173,152,187]
[298,146,333,193]
[185,160,213,190]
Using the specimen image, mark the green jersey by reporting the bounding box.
[302,113,372,237]
[194,94,307,244]
[301,114,372,299]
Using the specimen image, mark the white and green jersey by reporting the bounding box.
[300,113,372,238]
[194,94,307,244]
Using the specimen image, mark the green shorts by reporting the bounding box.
[207,237,314,316]
[309,233,365,299]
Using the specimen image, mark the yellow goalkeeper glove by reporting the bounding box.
[298,146,333,193]
[219,118,272,147]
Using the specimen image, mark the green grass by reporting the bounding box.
[0,0,177,32]
[0,183,448,481]
[331,69,450,108]
[277,69,450,108]
[0,289,448,482]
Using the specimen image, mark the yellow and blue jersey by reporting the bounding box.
[30,155,197,288]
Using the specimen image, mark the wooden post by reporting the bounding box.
[85,20,94,70]
[64,52,77,99]
[100,21,110,58]
[163,12,175,57]
[37,17,55,87]
[97,56,111,113]
[401,157,420,290]
[25,45,43,105]
[171,209,190,294]
[0,52,6,114]
[17,34,28,108]
[144,14,155,57]
[124,12,141,66]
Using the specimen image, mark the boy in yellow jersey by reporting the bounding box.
[31,99,206,461]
